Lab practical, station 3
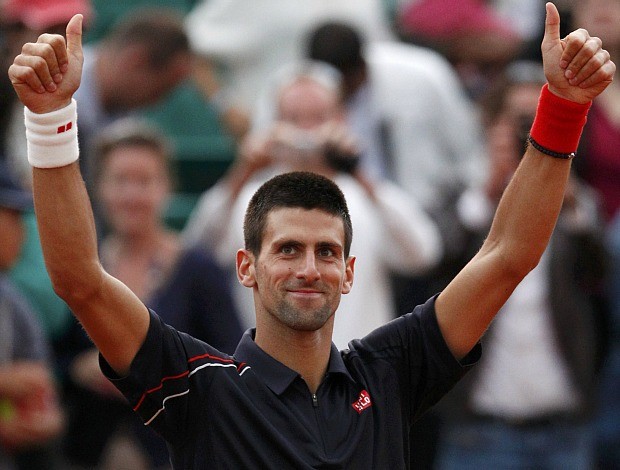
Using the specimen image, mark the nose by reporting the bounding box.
[296,251,321,282]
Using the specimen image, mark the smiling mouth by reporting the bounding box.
[287,289,324,299]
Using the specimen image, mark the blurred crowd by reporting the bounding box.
[0,0,618,469]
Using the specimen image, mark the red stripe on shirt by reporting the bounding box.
[133,352,234,412]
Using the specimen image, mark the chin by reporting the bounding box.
[279,307,334,332]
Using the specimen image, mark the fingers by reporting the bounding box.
[560,29,609,79]
[562,30,611,86]
[319,121,358,154]
[577,59,616,89]
[10,34,68,93]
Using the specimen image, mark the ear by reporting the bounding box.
[341,256,355,294]
[236,249,256,288]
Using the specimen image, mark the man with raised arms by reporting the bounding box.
[7,3,615,468]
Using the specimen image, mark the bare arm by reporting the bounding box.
[8,15,149,375]
[435,2,615,360]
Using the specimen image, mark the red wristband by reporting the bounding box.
[529,84,591,155]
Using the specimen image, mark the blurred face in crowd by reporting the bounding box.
[487,81,544,192]
[103,49,192,112]
[271,77,352,173]
[573,0,620,49]
[502,82,542,124]
[277,77,340,130]
[97,144,170,237]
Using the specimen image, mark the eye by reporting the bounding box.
[280,245,296,255]
[318,246,334,257]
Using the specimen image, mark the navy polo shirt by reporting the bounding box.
[101,295,480,469]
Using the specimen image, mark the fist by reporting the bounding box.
[542,3,615,103]
[8,14,84,114]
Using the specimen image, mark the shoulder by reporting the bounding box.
[345,296,439,360]
[346,295,479,368]
[101,309,236,391]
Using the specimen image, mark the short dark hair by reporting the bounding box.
[244,172,353,258]
[306,22,365,75]
[105,8,190,67]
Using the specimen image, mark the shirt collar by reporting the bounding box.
[234,329,354,395]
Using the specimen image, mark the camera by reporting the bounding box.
[324,146,360,174]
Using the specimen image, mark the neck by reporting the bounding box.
[254,318,333,394]
[102,227,179,299]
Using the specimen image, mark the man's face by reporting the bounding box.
[574,0,620,47]
[238,207,354,332]
[278,78,340,130]
[110,49,192,110]
[97,145,170,237]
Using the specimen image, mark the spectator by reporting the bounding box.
[433,60,608,470]
[595,211,620,468]
[73,8,192,191]
[183,62,442,347]
[305,20,488,342]
[0,161,64,470]
[572,0,620,223]
[397,0,525,100]
[304,21,486,210]
[184,0,394,114]
[62,118,243,468]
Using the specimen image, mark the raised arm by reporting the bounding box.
[435,2,615,360]
[8,15,149,375]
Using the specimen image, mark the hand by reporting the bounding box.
[0,392,64,450]
[8,14,84,114]
[0,362,54,402]
[542,2,615,103]
[316,120,359,158]
[237,132,275,173]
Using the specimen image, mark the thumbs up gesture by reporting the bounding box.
[542,2,614,103]
[8,14,84,114]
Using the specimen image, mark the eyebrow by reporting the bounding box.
[316,241,342,251]
[271,238,342,250]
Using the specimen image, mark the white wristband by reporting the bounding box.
[25,99,79,168]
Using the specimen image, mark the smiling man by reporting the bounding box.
[6,3,616,468]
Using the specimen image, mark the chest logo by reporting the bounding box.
[352,389,372,414]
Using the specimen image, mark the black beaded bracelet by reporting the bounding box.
[527,135,576,159]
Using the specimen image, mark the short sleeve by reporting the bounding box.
[99,309,235,444]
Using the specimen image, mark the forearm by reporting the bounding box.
[32,163,102,301]
[33,164,148,373]
[484,144,571,275]
[434,2,615,361]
